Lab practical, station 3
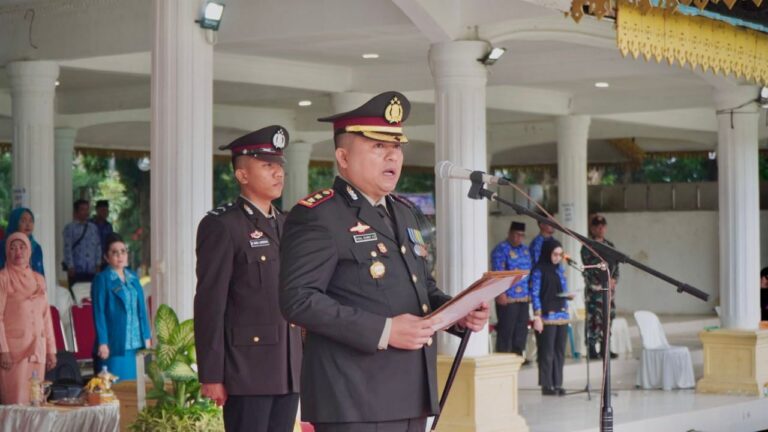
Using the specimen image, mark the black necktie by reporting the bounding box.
[376,204,395,235]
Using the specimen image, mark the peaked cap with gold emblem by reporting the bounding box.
[318,91,410,143]
[219,125,289,164]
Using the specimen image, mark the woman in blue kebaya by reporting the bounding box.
[531,238,574,396]
[0,208,45,275]
[92,234,151,381]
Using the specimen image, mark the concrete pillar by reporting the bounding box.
[429,40,528,432]
[714,86,761,330]
[55,128,76,286]
[282,140,313,210]
[556,115,590,354]
[698,85,766,396]
[429,40,490,357]
[7,61,59,298]
[150,0,213,320]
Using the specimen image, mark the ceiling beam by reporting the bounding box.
[480,16,615,49]
[59,52,354,93]
[391,0,468,43]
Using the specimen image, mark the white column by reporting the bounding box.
[151,0,213,320]
[429,41,489,356]
[55,128,76,286]
[282,140,313,210]
[714,86,761,330]
[7,61,59,298]
[556,115,590,352]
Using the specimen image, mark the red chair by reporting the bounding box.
[70,304,95,362]
[49,306,68,352]
[300,423,315,432]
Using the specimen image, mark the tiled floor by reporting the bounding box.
[520,387,768,432]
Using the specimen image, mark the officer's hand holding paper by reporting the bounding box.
[426,270,529,331]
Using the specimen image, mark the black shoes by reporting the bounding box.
[557,387,566,396]
[541,387,558,396]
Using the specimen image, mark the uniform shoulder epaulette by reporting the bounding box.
[391,194,414,208]
[297,189,334,208]
[207,202,235,216]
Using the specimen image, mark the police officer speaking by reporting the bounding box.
[194,126,302,432]
[279,92,490,432]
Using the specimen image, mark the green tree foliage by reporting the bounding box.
[0,152,11,228]
[213,159,239,207]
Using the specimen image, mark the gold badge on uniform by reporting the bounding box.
[384,97,404,124]
[250,230,263,239]
[370,261,386,279]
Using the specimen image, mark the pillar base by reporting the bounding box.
[436,354,529,432]
[696,329,768,396]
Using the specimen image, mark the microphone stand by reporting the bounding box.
[562,259,591,400]
[464,173,708,432]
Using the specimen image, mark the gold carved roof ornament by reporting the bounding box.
[569,0,764,22]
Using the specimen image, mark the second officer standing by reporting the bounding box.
[194,126,302,432]
[491,221,532,356]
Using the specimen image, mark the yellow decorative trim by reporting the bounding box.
[344,125,403,134]
[617,1,768,85]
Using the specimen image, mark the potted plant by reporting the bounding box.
[130,304,223,432]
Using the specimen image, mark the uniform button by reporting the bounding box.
[371,251,377,257]
[427,337,433,347]
[422,304,428,313]
[400,245,406,254]
[253,336,260,343]
[411,274,418,283]
[260,255,267,261]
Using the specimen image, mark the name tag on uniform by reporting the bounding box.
[353,233,378,243]
[249,239,270,248]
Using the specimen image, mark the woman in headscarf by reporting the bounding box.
[0,208,45,276]
[92,233,151,381]
[0,232,57,404]
[530,238,574,396]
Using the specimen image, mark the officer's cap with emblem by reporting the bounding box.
[219,125,289,164]
[318,91,411,144]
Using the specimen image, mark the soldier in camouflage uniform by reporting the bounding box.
[580,214,620,360]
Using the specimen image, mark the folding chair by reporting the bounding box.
[70,304,96,365]
[49,305,69,352]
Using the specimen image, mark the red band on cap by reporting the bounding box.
[333,116,401,130]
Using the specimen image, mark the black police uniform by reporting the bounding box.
[279,92,460,432]
[194,126,301,432]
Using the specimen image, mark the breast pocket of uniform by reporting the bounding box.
[245,250,278,287]
[232,324,278,347]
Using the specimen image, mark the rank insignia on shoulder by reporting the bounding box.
[207,203,233,216]
[243,204,254,215]
[298,189,334,208]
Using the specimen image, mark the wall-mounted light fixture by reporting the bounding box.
[196,1,225,31]
[478,47,506,66]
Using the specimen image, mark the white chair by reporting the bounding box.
[610,317,633,357]
[633,310,695,390]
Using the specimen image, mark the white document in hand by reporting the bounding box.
[426,270,529,331]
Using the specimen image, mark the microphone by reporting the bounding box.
[435,161,512,186]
